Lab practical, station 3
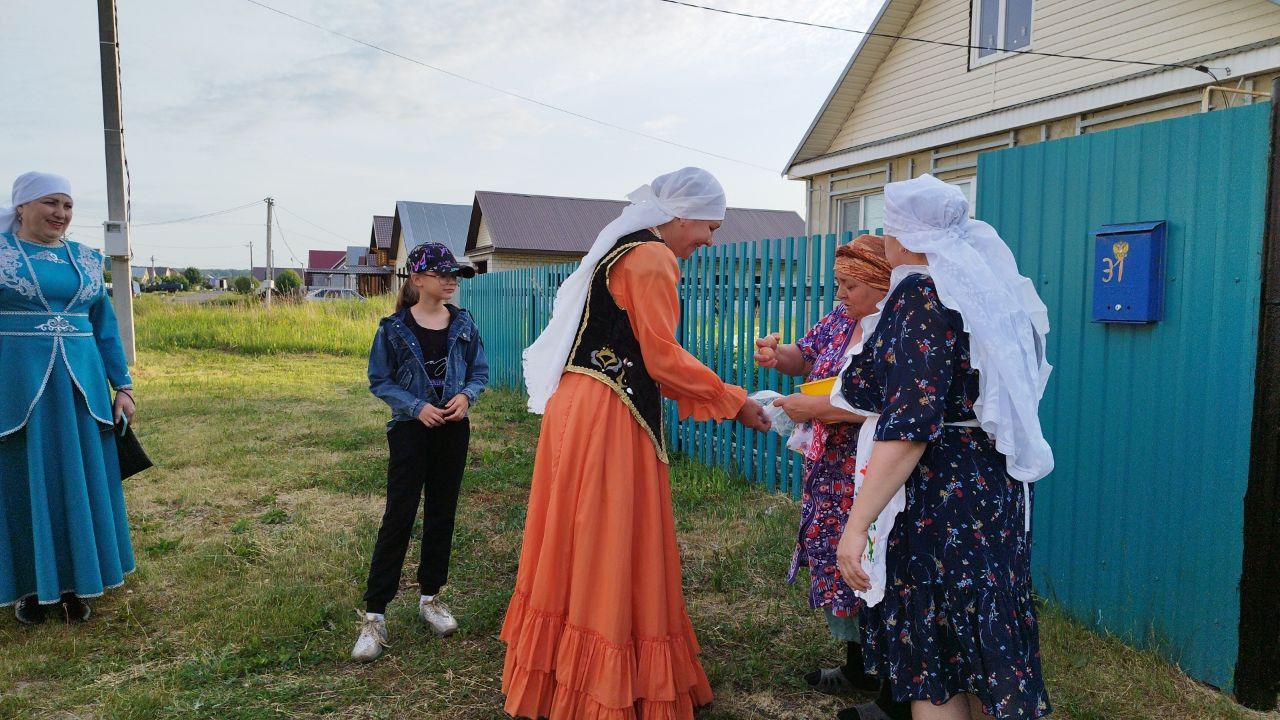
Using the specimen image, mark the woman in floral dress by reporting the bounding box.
[835,175,1053,719]
[754,236,907,720]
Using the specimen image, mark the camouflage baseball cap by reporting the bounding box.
[407,242,475,278]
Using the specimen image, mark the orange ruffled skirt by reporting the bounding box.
[501,373,713,719]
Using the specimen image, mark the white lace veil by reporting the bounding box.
[883,174,1054,483]
[522,167,726,413]
[1,172,74,234]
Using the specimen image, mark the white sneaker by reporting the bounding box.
[351,611,389,662]
[419,597,458,636]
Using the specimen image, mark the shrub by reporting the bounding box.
[164,273,191,291]
[275,269,302,295]
[233,276,255,294]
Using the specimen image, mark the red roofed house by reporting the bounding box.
[305,250,347,289]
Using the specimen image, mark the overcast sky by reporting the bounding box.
[4,0,877,269]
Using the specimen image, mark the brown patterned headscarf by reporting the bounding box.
[834,234,891,291]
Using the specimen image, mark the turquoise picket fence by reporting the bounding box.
[459,233,852,496]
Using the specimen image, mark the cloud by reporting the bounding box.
[4,0,881,267]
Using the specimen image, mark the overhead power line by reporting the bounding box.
[273,203,351,244]
[655,0,1221,76]
[271,213,306,267]
[240,0,777,172]
[132,242,247,250]
[132,200,265,227]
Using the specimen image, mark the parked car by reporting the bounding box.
[304,288,365,301]
[145,281,184,293]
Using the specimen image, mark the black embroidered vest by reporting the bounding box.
[565,231,667,463]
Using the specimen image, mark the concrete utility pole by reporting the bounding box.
[246,241,253,275]
[265,197,274,309]
[97,0,135,363]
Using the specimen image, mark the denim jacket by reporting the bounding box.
[367,305,489,427]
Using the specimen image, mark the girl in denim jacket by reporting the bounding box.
[352,242,488,663]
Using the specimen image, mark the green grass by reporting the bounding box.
[0,334,1275,717]
[133,293,393,356]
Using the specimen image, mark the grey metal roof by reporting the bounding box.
[305,265,392,275]
[345,245,367,266]
[466,191,806,255]
[370,215,393,250]
[392,202,471,258]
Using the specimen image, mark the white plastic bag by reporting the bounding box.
[786,423,814,454]
[749,390,814,454]
[747,390,795,437]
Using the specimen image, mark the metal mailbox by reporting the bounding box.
[1091,220,1167,323]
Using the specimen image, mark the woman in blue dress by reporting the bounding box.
[834,175,1053,719]
[0,172,136,624]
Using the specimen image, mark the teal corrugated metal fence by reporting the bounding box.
[977,102,1272,691]
[459,233,846,498]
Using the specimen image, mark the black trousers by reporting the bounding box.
[363,418,470,613]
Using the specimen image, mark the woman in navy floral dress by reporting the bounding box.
[835,175,1053,720]
[755,236,904,717]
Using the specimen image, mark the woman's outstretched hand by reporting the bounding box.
[734,399,771,432]
[753,332,781,368]
[772,393,824,423]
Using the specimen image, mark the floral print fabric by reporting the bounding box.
[787,304,862,617]
[840,273,1051,718]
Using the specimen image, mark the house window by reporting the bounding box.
[949,179,978,218]
[971,0,1033,67]
[837,192,885,236]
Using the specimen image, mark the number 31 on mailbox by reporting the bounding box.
[1091,221,1167,324]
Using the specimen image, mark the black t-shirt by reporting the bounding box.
[405,310,450,392]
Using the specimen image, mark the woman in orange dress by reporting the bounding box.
[502,168,770,720]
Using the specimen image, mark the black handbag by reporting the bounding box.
[114,417,153,480]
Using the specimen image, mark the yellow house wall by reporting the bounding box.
[805,69,1278,235]
[485,252,581,273]
[828,0,1280,152]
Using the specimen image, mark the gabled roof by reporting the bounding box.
[345,245,367,266]
[369,215,393,251]
[251,266,304,282]
[465,191,806,255]
[308,250,346,270]
[785,0,920,175]
[391,202,471,259]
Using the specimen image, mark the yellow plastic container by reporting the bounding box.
[797,376,836,396]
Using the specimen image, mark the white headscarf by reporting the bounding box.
[883,174,1054,483]
[1,171,74,234]
[522,167,726,413]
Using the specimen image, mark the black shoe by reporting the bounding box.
[14,595,46,625]
[59,593,90,623]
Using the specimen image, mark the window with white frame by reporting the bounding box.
[949,179,977,217]
[971,0,1033,67]
[838,193,885,236]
